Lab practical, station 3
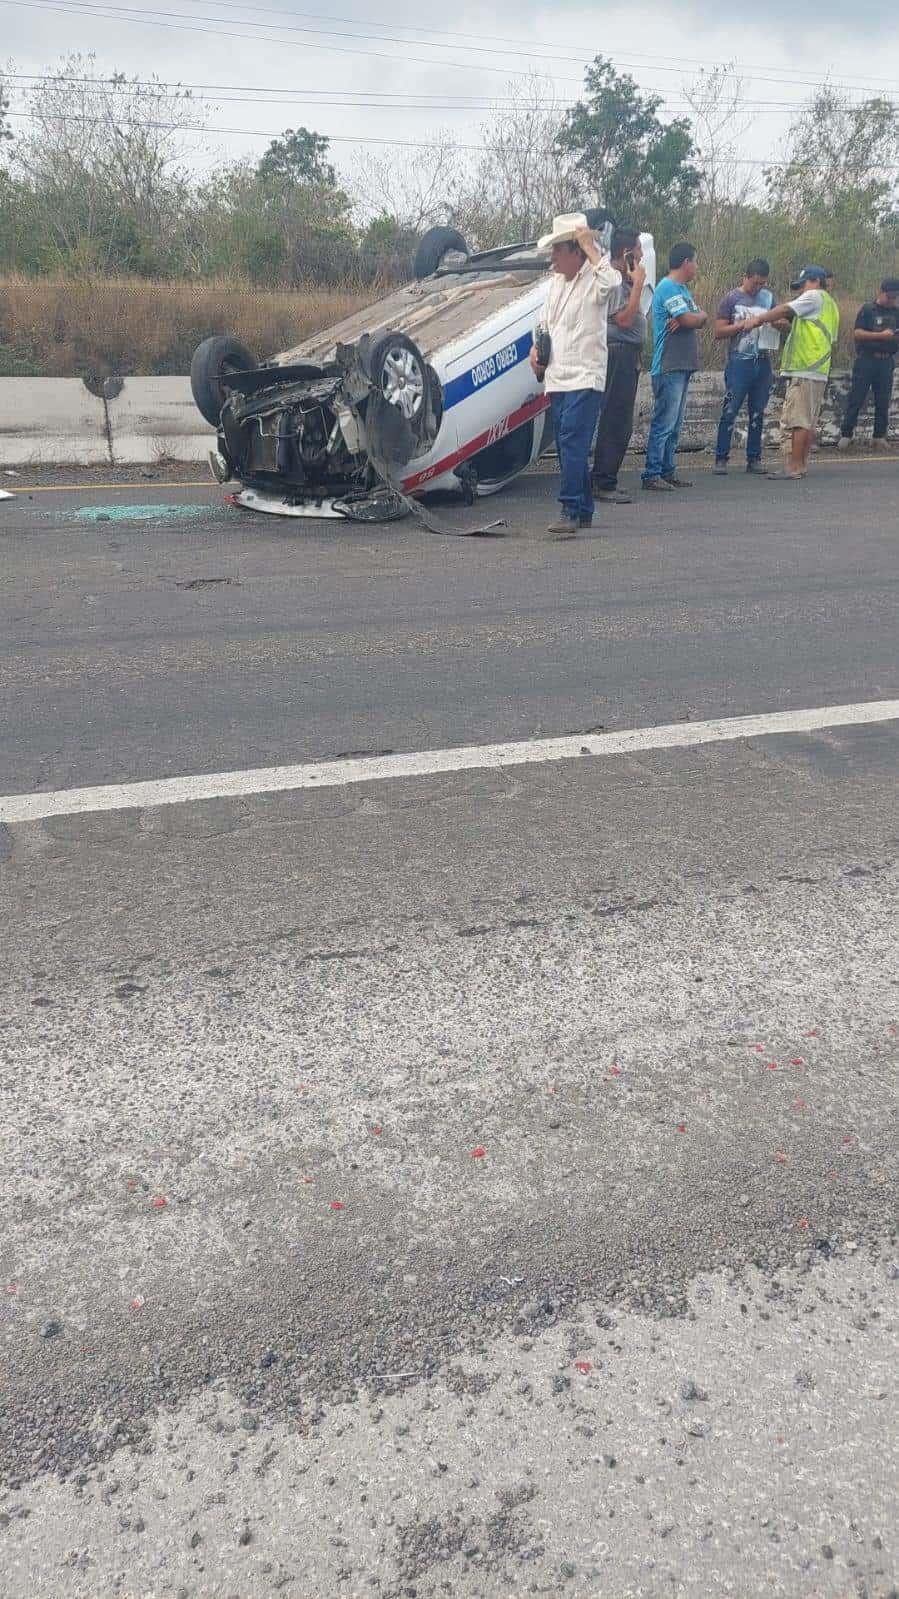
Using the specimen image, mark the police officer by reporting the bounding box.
[838,279,899,451]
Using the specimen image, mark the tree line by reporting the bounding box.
[1,53,897,296]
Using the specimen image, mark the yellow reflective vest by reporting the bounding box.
[782,292,840,378]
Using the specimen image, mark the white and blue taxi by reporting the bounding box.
[191,224,644,521]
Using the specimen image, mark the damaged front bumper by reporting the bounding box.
[225,484,409,522]
[212,332,440,515]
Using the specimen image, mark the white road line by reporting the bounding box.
[2,700,898,825]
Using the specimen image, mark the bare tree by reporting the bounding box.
[454,75,580,248]
[9,54,202,271]
[681,62,771,342]
[348,136,462,234]
[683,64,755,215]
[0,63,13,146]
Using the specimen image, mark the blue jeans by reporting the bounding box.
[642,371,692,481]
[551,388,602,520]
[715,355,772,463]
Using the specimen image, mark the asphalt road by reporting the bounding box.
[1,458,897,1598]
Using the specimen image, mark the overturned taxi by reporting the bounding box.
[191,227,562,521]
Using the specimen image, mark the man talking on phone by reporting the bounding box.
[591,228,647,504]
[530,211,621,537]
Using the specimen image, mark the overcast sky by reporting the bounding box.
[3,0,897,206]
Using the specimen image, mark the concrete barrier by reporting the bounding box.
[0,378,109,467]
[104,376,214,466]
[0,368,894,467]
[0,375,213,468]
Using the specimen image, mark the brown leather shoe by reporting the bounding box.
[545,517,579,539]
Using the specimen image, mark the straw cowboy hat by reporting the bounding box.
[538,212,589,251]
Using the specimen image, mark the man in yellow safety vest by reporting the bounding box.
[741,265,839,480]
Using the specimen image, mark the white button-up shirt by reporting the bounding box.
[543,256,622,393]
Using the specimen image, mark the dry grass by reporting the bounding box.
[0,273,870,379]
[0,275,375,378]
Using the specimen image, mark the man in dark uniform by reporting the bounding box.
[838,279,899,451]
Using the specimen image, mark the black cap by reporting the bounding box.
[881,277,899,294]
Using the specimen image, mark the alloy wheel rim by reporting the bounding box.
[380,346,425,421]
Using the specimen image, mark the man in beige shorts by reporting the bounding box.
[741,266,839,479]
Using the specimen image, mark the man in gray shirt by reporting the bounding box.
[591,228,647,504]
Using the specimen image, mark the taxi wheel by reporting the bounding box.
[412,226,469,280]
[369,332,427,425]
[190,335,256,427]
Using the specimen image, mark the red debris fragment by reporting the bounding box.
[575,1360,593,1375]
[789,1058,804,1066]
[301,1176,315,1184]
[798,1217,810,1230]
[803,1029,819,1038]
[371,1125,383,1136]
[471,1146,487,1159]
[126,1179,139,1192]
[752,1045,766,1053]
[766,1061,779,1070]
[130,1295,145,1310]
[841,1135,854,1147]
[608,1064,623,1078]
[329,1200,345,1211]
[150,1195,167,1210]
[794,1098,807,1110]
[676,1123,687,1133]
[5,1282,18,1295]
[774,1151,788,1164]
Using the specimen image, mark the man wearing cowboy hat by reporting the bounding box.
[529,211,621,537]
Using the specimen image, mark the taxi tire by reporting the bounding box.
[413,226,470,280]
[190,335,256,427]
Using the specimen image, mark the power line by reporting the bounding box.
[177,3,899,96]
[0,109,472,148]
[6,72,881,115]
[5,75,525,102]
[0,0,583,86]
[6,108,898,170]
[5,0,899,102]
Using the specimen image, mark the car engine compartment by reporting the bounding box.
[204,331,442,506]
